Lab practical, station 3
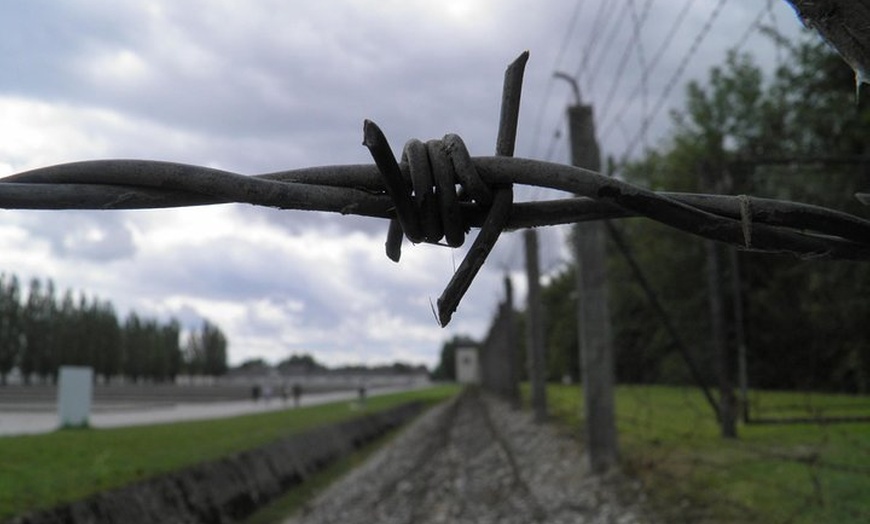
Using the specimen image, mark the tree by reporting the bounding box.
[540,267,581,383]
[201,321,228,376]
[0,274,22,385]
[162,319,182,383]
[609,36,870,392]
[183,320,228,376]
[183,329,205,376]
[122,313,146,383]
[0,269,229,384]
[92,300,121,384]
[237,358,268,370]
[277,353,326,374]
[21,278,57,384]
[55,290,82,367]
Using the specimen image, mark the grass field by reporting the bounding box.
[543,384,870,523]
[8,383,865,522]
[0,384,459,520]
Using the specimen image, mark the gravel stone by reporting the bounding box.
[284,389,655,524]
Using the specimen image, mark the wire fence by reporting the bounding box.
[1,55,867,327]
[542,383,870,523]
[2,50,869,522]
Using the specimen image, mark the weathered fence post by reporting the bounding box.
[524,228,547,422]
[701,165,738,438]
[481,275,521,405]
[560,74,618,472]
[729,247,750,423]
[503,274,521,408]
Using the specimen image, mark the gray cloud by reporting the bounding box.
[18,211,136,262]
[0,1,810,366]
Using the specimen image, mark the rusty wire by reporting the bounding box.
[1,53,869,326]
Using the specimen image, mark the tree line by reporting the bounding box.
[435,33,870,394]
[603,34,869,393]
[0,274,228,385]
[236,353,429,376]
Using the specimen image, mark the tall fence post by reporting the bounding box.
[503,274,520,408]
[524,228,547,422]
[478,275,519,406]
[701,166,738,438]
[730,247,750,424]
[563,87,618,472]
[705,239,737,438]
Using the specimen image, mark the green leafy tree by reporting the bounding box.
[610,36,870,391]
[277,353,326,373]
[183,320,228,376]
[0,271,220,385]
[92,301,121,384]
[540,267,581,383]
[142,318,164,382]
[21,279,57,384]
[162,319,182,382]
[0,274,22,385]
[55,290,81,367]
[183,329,204,376]
[122,313,146,383]
[201,321,228,376]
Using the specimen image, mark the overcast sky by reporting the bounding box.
[0,1,808,368]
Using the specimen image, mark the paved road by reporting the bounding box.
[0,385,417,437]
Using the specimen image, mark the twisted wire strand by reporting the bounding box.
[362,118,517,326]
[4,152,868,255]
[364,123,504,261]
[2,126,869,324]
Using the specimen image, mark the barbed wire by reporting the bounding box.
[581,2,633,91]
[733,1,773,54]
[573,0,618,91]
[597,0,697,136]
[3,147,867,318]
[1,52,868,328]
[528,0,585,160]
[602,0,729,156]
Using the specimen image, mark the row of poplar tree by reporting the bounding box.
[0,273,228,385]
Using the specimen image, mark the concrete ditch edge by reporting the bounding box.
[8,401,426,524]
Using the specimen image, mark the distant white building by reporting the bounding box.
[455,346,480,385]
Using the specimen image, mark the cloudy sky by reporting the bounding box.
[0,1,808,368]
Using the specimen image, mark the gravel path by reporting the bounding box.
[284,389,654,524]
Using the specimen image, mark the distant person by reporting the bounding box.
[251,384,261,403]
[358,385,367,407]
[263,384,273,403]
[292,383,303,408]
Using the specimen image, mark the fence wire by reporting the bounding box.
[2,139,868,324]
[0,52,868,327]
[544,384,870,523]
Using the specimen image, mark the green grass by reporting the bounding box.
[542,384,870,523]
[0,385,459,520]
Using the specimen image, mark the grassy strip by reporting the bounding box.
[542,384,870,524]
[0,385,459,520]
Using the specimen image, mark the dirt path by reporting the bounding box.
[284,389,654,524]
